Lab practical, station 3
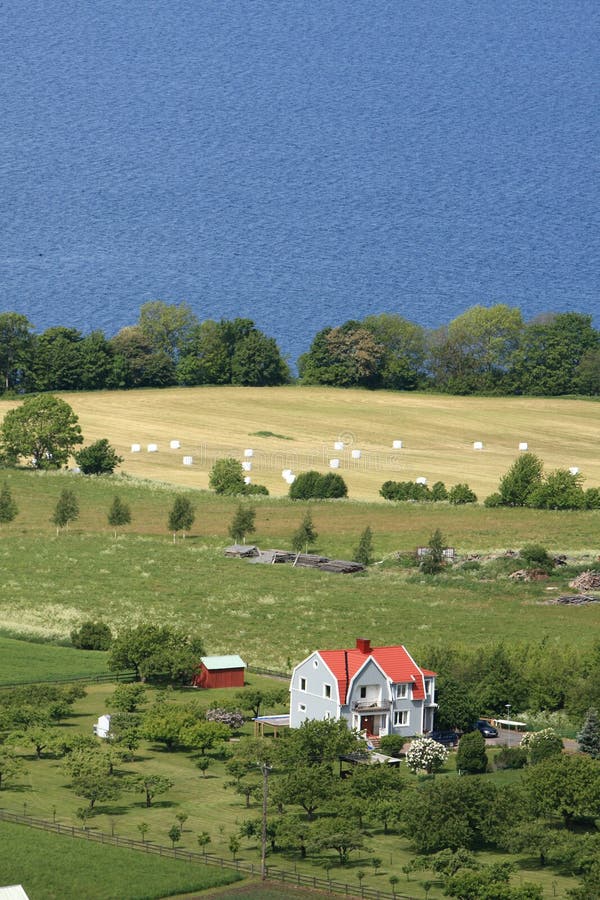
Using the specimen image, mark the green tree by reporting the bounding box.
[71,772,121,810]
[125,773,174,808]
[107,495,132,537]
[276,718,360,769]
[497,453,544,506]
[8,725,58,760]
[140,704,192,751]
[231,330,290,386]
[0,749,26,790]
[70,621,112,651]
[434,675,479,733]
[0,311,34,392]
[27,327,83,392]
[456,730,488,775]
[291,510,318,553]
[107,624,204,683]
[75,439,123,476]
[228,504,256,544]
[402,777,498,853]
[180,720,231,755]
[448,483,477,505]
[137,300,198,363]
[528,469,586,510]
[51,489,79,533]
[289,471,347,500]
[512,312,599,396]
[0,481,18,525]
[167,494,195,540]
[353,525,374,565]
[110,326,176,388]
[0,394,83,468]
[233,688,288,719]
[519,544,554,573]
[362,313,427,390]
[107,683,146,713]
[420,528,446,574]
[578,708,600,758]
[209,458,246,495]
[168,824,182,849]
[299,322,383,388]
[308,816,364,864]
[524,754,600,829]
[271,763,338,820]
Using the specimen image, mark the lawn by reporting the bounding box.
[2,385,600,500]
[0,820,241,900]
[0,636,108,685]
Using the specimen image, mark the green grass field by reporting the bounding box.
[3,385,600,500]
[0,636,108,684]
[1,467,600,666]
[0,821,241,900]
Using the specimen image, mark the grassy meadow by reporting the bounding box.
[1,466,600,667]
[2,385,600,499]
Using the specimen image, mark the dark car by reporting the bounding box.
[430,730,459,747]
[474,719,498,738]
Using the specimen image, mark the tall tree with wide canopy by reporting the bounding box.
[137,300,199,362]
[0,394,83,468]
[362,313,427,390]
[512,312,599,396]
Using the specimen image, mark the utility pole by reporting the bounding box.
[260,762,271,881]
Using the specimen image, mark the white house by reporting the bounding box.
[289,638,436,739]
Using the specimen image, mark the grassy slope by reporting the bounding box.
[2,385,600,499]
[0,636,108,684]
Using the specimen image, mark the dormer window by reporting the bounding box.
[396,683,409,699]
[425,679,433,695]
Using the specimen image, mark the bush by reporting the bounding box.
[289,470,347,500]
[456,730,488,774]
[460,560,481,573]
[493,747,527,770]
[243,483,269,495]
[483,492,502,507]
[430,481,449,501]
[448,483,477,505]
[75,439,123,475]
[520,728,563,764]
[380,480,431,501]
[584,487,600,509]
[406,737,449,774]
[71,621,113,651]
[520,544,554,573]
[378,734,405,757]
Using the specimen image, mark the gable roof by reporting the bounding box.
[318,642,435,704]
[201,655,246,670]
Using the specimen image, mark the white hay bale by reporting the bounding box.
[351,449,361,459]
[329,458,340,469]
[147,443,158,453]
[170,440,180,449]
[244,448,254,457]
[183,456,193,466]
[473,441,484,450]
[131,444,141,453]
[519,442,528,451]
[392,440,403,449]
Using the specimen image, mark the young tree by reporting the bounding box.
[0,750,26,791]
[353,525,374,565]
[125,773,174,808]
[0,394,83,468]
[208,458,246,495]
[0,481,18,525]
[51,489,79,533]
[107,495,132,537]
[456,730,488,774]
[578,708,600,758]
[420,528,446,574]
[167,494,195,541]
[448,483,477,505]
[228,504,256,544]
[291,510,318,553]
[71,772,121,810]
[107,683,147,713]
[168,824,182,849]
[75,438,123,475]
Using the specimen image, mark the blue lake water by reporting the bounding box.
[1,1,598,366]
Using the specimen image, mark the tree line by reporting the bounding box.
[2,303,600,396]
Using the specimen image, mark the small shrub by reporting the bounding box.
[430,481,449,501]
[520,544,554,573]
[456,730,488,774]
[483,492,503,507]
[460,560,481,573]
[379,734,405,757]
[448,483,477,505]
[493,747,527,770]
[290,470,347,500]
[71,621,113,651]
[520,728,563,764]
[243,483,269,496]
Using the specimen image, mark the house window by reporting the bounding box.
[396,684,408,699]
[300,677,307,691]
[425,679,433,695]
[298,703,306,712]
[313,659,319,668]
[394,710,409,727]
[360,686,367,699]
[324,683,332,699]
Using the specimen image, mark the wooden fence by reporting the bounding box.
[0,809,415,900]
[0,670,137,689]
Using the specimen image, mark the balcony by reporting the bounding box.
[351,699,392,713]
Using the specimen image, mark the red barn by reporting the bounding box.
[193,655,247,689]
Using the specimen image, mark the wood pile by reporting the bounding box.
[550,595,600,605]
[568,570,600,591]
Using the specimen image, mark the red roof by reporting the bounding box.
[318,642,435,704]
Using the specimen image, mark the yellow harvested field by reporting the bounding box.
[2,386,599,500]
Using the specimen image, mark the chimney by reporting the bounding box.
[356,638,371,654]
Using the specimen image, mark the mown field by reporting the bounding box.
[0,681,580,900]
[1,468,600,668]
[2,385,600,499]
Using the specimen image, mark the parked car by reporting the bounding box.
[429,730,459,747]
[474,719,498,738]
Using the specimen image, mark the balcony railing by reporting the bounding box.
[351,699,392,712]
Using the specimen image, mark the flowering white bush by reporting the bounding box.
[406,737,449,774]
[519,728,563,763]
